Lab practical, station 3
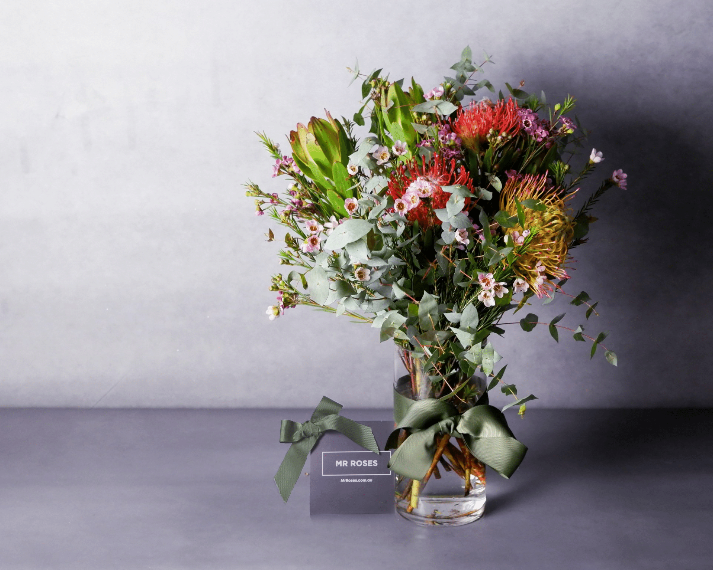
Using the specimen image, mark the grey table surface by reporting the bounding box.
[0,408,711,570]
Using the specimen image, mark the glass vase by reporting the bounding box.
[393,347,487,526]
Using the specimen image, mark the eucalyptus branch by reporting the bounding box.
[498,321,611,352]
[300,298,373,323]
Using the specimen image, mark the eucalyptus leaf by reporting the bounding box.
[434,208,451,224]
[570,291,591,306]
[411,101,440,114]
[441,229,456,244]
[348,137,378,168]
[605,350,618,366]
[494,210,518,228]
[500,383,517,397]
[549,313,565,342]
[482,342,495,375]
[478,209,492,243]
[418,292,439,331]
[460,303,479,332]
[435,100,458,116]
[334,280,356,299]
[487,364,508,391]
[521,199,546,211]
[502,394,538,412]
[305,266,330,305]
[345,237,370,263]
[392,282,409,300]
[465,344,483,366]
[487,174,502,192]
[441,185,474,198]
[449,212,472,229]
[519,313,539,332]
[324,219,374,250]
[365,175,388,193]
[450,327,475,349]
[476,187,493,200]
[446,195,466,217]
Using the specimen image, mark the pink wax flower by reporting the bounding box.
[301,234,322,253]
[612,169,628,189]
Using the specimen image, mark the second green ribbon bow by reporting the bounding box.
[385,389,527,481]
[274,396,380,502]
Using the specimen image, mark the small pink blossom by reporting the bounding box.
[304,220,323,235]
[407,177,435,198]
[301,234,322,253]
[394,198,410,217]
[493,282,508,298]
[255,209,264,216]
[560,117,576,133]
[612,169,627,189]
[590,148,604,164]
[347,164,358,176]
[402,191,421,209]
[266,305,281,320]
[324,216,340,235]
[425,85,445,100]
[512,229,530,246]
[344,198,359,216]
[392,141,408,156]
[371,144,390,165]
[513,278,529,294]
[478,272,495,290]
[354,266,371,282]
[454,228,470,246]
[478,289,496,307]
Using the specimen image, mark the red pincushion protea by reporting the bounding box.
[453,98,522,152]
[386,154,477,228]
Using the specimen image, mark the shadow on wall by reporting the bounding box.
[511,54,713,406]
[588,113,713,405]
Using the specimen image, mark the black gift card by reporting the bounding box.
[310,420,394,515]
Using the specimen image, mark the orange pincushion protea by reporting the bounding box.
[386,154,477,228]
[454,98,522,152]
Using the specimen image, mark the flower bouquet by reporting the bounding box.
[246,47,625,525]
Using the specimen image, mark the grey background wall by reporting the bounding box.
[0,0,711,408]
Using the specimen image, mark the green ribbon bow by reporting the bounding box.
[385,389,527,481]
[274,396,380,502]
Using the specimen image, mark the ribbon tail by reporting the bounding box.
[387,424,442,481]
[274,437,315,502]
[457,405,528,479]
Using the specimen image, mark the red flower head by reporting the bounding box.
[386,154,477,228]
[453,98,522,152]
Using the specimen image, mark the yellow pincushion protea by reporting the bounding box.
[500,174,575,296]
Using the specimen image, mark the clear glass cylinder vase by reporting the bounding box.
[393,346,487,526]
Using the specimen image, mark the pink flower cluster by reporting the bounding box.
[392,177,437,218]
[299,215,342,253]
[424,85,445,100]
[611,169,628,190]
[437,124,463,160]
[518,108,553,146]
[477,272,508,307]
[272,156,302,178]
